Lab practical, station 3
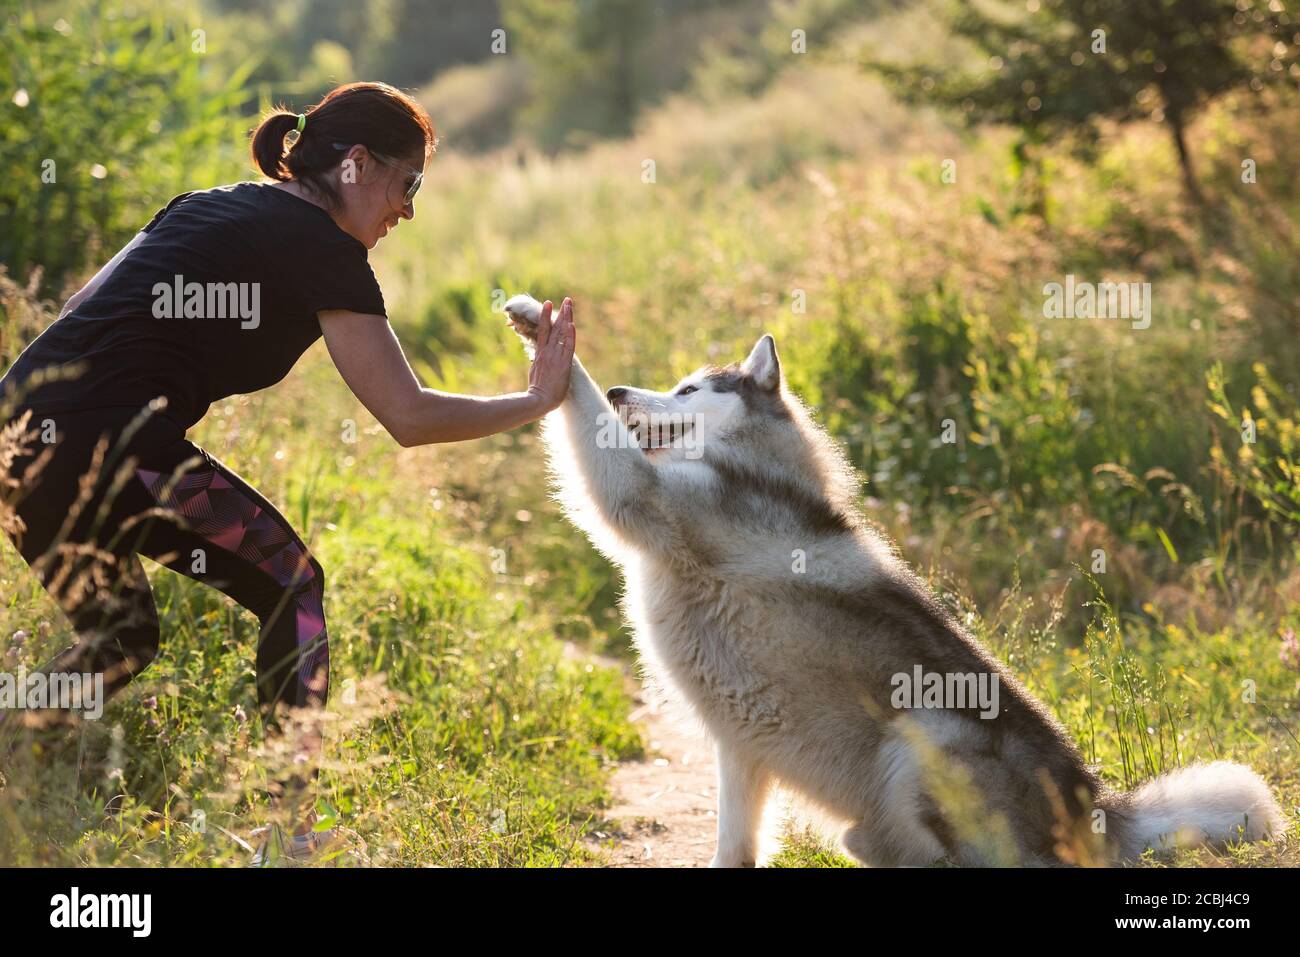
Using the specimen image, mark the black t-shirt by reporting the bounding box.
[1,182,386,431]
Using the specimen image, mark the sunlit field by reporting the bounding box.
[2,0,1298,868]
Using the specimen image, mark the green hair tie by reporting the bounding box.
[284,112,307,151]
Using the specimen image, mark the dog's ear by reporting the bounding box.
[741,335,780,391]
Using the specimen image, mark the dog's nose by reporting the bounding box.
[606,387,628,407]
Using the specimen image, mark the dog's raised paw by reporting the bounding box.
[503,294,543,342]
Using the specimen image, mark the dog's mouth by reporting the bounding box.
[625,412,695,451]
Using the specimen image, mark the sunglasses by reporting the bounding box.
[333,143,424,205]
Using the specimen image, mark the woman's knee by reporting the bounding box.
[285,552,326,619]
[304,554,325,592]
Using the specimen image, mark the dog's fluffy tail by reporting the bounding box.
[1105,761,1285,860]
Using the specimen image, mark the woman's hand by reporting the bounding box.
[523,297,576,413]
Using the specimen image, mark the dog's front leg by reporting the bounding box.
[503,294,666,549]
[711,744,772,868]
[551,356,664,546]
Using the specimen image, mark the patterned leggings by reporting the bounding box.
[2,404,329,714]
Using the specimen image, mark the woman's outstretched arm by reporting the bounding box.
[319,298,575,447]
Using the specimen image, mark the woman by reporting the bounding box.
[0,81,576,861]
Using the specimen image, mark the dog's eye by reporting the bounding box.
[676,386,698,396]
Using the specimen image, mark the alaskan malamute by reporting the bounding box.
[504,294,1284,867]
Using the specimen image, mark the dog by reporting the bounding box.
[503,293,1285,867]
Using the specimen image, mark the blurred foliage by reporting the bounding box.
[498,0,869,149]
[870,0,1300,205]
[690,0,894,100]
[0,0,253,296]
[208,0,505,90]
[501,0,663,148]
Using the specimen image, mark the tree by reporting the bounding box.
[501,0,655,147]
[870,0,1298,206]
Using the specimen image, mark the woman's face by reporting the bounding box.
[333,145,424,249]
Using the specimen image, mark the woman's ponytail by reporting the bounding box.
[249,109,302,181]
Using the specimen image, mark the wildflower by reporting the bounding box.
[1280,629,1300,672]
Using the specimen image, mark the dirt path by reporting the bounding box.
[570,645,718,867]
[572,644,813,867]
[594,686,719,866]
